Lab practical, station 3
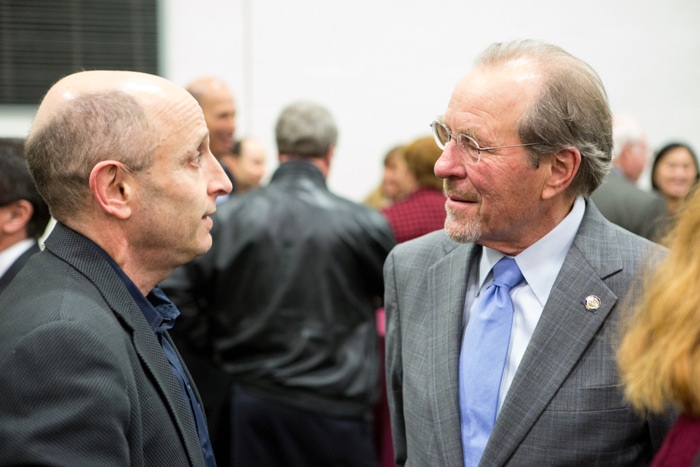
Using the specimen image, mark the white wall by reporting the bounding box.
[2,0,699,201]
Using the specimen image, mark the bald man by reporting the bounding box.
[0,70,231,465]
[187,77,237,159]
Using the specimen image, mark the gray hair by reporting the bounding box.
[477,40,613,196]
[275,101,338,158]
[25,91,154,222]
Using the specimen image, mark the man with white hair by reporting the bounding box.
[385,40,673,466]
[590,114,669,241]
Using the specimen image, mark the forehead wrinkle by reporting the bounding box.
[443,109,488,142]
[146,99,204,162]
[449,65,540,146]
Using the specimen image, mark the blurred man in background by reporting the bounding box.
[220,137,267,194]
[0,137,50,295]
[164,101,394,467]
[590,114,668,241]
[187,76,237,161]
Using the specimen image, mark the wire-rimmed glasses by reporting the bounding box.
[430,120,537,164]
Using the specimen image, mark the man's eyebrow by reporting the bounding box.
[438,117,480,139]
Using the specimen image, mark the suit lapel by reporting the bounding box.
[483,206,624,466]
[429,241,480,465]
[129,314,204,465]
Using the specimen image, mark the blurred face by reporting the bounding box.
[653,147,698,201]
[132,91,232,268]
[228,139,266,193]
[382,153,413,202]
[0,199,31,251]
[200,88,236,157]
[625,139,649,183]
[434,62,552,254]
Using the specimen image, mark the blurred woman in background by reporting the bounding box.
[651,142,699,216]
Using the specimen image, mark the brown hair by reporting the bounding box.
[402,136,442,191]
[618,186,700,415]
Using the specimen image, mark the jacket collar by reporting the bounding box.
[271,160,327,187]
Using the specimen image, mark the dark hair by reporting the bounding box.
[651,142,700,191]
[0,138,51,238]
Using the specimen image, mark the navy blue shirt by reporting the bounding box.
[99,249,217,466]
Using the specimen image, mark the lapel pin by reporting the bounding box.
[583,295,601,312]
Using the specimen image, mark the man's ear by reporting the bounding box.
[89,161,134,219]
[0,200,33,235]
[324,144,335,165]
[542,146,581,200]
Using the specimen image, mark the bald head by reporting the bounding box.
[186,76,236,157]
[33,71,187,131]
[186,76,231,104]
[26,70,203,223]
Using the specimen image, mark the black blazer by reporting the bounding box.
[0,223,207,466]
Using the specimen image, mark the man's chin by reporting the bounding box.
[186,237,213,262]
[200,236,213,254]
[444,213,481,243]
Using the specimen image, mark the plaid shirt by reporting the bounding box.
[381,187,446,244]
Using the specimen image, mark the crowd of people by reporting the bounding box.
[0,38,699,466]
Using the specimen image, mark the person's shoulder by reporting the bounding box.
[611,220,664,248]
[0,255,120,348]
[333,193,391,224]
[2,254,106,311]
[391,229,456,259]
[585,209,667,265]
[620,180,665,210]
[211,185,277,229]
[355,203,396,241]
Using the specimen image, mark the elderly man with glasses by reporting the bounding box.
[384,39,675,466]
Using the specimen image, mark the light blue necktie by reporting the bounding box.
[459,256,524,467]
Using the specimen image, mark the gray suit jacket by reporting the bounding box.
[0,223,206,466]
[590,169,670,242]
[384,201,675,466]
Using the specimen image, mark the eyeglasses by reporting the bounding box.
[430,120,537,164]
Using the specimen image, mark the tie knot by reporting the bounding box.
[492,257,524,290]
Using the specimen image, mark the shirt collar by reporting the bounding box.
[479,196,586,306]
[93,242,180,334]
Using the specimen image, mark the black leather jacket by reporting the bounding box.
[166,161,395,418]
